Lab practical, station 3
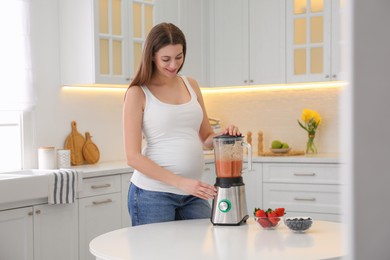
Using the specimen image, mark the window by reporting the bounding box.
[0,112,22,171]
[0,0,34,171]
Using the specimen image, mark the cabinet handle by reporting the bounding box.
[92,199,113,205]
[293,172,316,176]
[28,212,33,216]
[204,167,211,171]
[91,184,111,189]
[249,79,253,83]
[294,197,316,201]
[35,210,41,215]
[332,74,337,78]
[244,80,248,83]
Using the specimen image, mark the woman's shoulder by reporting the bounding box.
[124,85,146,101]
[182,76,200,91]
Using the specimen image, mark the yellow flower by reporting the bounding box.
[298,109,321,135]
[301,109,321,125]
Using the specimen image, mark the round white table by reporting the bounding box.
[90,218,345,260]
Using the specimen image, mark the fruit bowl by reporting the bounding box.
[284,217,313,233]
[270,148,291,153]
[255,216,283,230]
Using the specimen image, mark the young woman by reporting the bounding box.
[123,23,241,226]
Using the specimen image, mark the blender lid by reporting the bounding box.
[213,134,244,139]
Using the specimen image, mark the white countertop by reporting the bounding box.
[90,218,345,260]
[71,153,341,179]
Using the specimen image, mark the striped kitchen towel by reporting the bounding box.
[48,169,79,204]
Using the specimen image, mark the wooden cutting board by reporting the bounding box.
[64,121,85,165]
[82,132,100,164]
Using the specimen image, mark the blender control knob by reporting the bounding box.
[218,199,231,213]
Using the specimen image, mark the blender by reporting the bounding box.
[211,134,252,225]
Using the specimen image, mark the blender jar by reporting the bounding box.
[213,135,252,178]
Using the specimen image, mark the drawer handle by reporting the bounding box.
[92,199,113,205]
[204,167,211,171]
[294,197,316,201]
[293,172,316,176]
[91,184,111,189]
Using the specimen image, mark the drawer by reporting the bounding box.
[263,163,341,184]
[78,175,121,198]
[263,183,341,214]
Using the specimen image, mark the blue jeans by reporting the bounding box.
[128,183,211,226]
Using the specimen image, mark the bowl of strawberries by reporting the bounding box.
[254,207,285,230]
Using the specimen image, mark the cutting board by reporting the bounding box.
[82,132,100,164]
[64,121,85,165]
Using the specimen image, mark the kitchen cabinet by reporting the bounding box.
[209,0,285,87]
[59,0,156,85]
[78,175,122,260]
[244,162,262,214]
[286,0,343,82]
[262,162,342,221]
[0,203,78,260]
[121,173,132,227]
[154,0,209,87]
[201,161,216,205]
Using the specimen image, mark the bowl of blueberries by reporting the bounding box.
[284,217,313,233]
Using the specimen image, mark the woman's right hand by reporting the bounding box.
[177,177,217,200]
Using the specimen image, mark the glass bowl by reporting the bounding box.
[255,216,283,230]
[284,217,313,233]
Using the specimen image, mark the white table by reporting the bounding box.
[90,218,345,260]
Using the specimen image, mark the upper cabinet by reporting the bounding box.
[286,0,343,82]
[59,0,155,85]
[209,0,286,87]
[154,0,209,87]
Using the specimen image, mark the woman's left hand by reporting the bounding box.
[223,124,241,136]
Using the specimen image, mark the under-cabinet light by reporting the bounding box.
[61,81,347,93]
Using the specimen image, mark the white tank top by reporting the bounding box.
[130,76,205,195]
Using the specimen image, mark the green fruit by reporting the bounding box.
[282,143,289,149]
[271,140,283,149]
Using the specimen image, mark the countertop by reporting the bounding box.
[71,153,341,178]
[90,218,345,260]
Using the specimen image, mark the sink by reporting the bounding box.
[0,170,52,205]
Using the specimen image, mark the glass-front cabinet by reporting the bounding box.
[59,0,155,85]
[286,0,341,82]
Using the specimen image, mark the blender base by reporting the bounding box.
[210,184,249,226]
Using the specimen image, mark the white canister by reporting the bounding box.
[57,149,71,168]
[38,147,56,169]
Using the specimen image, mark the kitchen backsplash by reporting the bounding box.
[202,87,342,154]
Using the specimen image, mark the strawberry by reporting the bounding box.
[267,211,280,226]
[255,209,266,218]
[275,208,285,217]
[257,218,271,228]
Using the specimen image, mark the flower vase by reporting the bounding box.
[306,135,317,154]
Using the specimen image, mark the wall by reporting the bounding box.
[203,87,341,154]
[350,0,390,259]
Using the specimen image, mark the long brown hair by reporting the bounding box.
[129,23,187,88]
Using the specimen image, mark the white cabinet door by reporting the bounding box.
[249,0,286,84]
[79,193,121,260]
[286,0,341,82]
[155,0,209,87]
[0,207,33,260]
[33,203,79,260]
[202,162,216,205]
[244,162,262,216]
[210,0,285,87]
[210,0,249,87]
[121,173,132,227]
